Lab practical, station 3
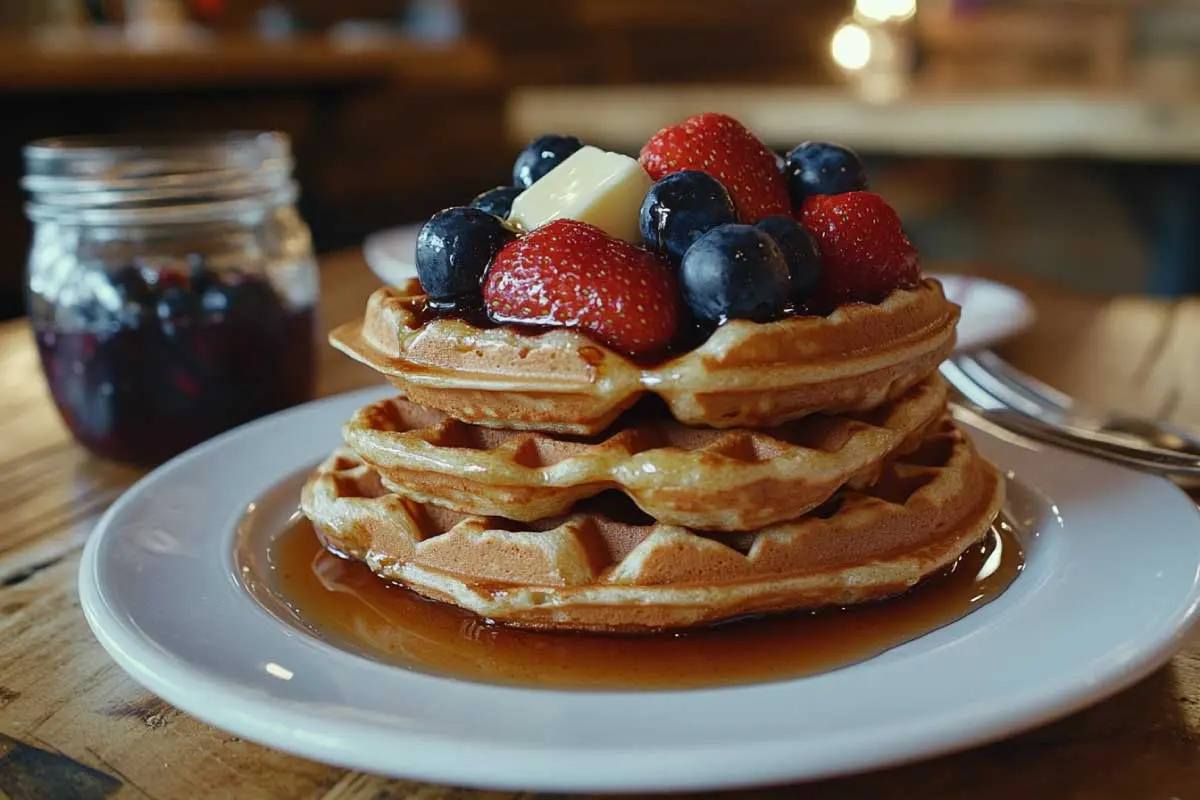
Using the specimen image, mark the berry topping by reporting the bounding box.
[512,134,585,189]
[469,186,523,219]
[639,113,789,224]
[483,219,680,357]
[800,191,920,305]
[754,215,822,299]
[680,224,791,326]
[639,170,737,264]
[784,142,868,207]
[416,207,515,308]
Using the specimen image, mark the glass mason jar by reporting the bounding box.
[24,132,318,466]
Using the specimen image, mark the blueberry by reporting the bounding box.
[754,216,823,299]
[680,224,791,325]
[512,134,584,188]
[186,253,210,287]
[156,286,195,325]
[469,185,523,219]
[200,284,232,317]
[217,279,284,326]
[784,142,868,206]
[639,171,737,264]
[111,265,152,300]
[109,265,156,329]
[416,206,514,307]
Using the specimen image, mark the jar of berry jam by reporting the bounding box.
[23,132,318,465]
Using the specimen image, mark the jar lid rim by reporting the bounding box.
[25,181,300,225]
[22,131,296,216]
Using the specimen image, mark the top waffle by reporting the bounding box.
[331,278,959,435]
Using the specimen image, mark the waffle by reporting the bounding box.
[302,416,1004,632]
[344,376,948,532]
[330,278,959,435]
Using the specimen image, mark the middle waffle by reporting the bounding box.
[344,376,948,532]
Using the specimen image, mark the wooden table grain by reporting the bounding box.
[1,251,1197,800]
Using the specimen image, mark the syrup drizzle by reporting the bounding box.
[266,517,1023,691]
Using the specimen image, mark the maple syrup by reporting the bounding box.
[264,517,1024,691]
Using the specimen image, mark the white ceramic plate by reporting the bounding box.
[937,274,1036,352]
[80,387,1200,793]
[361,224,1035,353]
[362,223,420,286]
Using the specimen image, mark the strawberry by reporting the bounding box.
[799,191,921,305]
[639,113,789,224]
[483,219,680,357]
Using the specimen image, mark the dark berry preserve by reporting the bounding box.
[24,132,319,465]
[33,266,315,465]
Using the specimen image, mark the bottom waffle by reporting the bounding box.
[301,417,1004,632]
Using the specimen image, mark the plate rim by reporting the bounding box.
[78,387,1200,792]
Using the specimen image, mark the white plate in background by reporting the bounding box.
[362,223,420,285]
[936,273,1036,352]
[361,224,1036,352]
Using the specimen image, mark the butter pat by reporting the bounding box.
[509,146,651,243]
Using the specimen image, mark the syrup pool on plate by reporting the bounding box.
[262,515,1024,691]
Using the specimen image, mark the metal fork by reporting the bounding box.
[940,351,1200,482]
[955,351,1200,457]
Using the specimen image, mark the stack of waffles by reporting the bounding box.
[301,278,1005,632]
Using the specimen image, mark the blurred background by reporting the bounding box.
[2,0,1199,322]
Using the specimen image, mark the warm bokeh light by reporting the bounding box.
[856,0,917,23]
[831,22,872,71]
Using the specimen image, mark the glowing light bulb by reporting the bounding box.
[831,22,872,71]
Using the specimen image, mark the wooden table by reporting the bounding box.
[1,250,1198,799]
